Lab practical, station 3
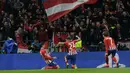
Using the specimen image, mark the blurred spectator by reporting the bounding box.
[0,0,5,12]
[15,27,30,53]
[29,39,41,53]
[119,11,130,40]
[117,43,129,51]
[36,26,49,43]
[2,37,18,54]
[94,22,103,44]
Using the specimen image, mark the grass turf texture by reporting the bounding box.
[0,68,130,73]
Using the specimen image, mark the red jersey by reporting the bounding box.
[41,41,49,49]
[104,37,117,53]
[40,49,53,60]
[64,40,77,55]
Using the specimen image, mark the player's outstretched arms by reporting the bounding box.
[57,42,64,46]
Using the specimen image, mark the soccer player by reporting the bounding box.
[57,35,81,69]
[40,41,60,69]
[102,31,119,68]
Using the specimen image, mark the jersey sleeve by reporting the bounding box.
[64,42,68,45]
[73,40,78,44]
[104,39,109,53]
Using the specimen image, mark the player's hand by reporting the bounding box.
[55,44,58,47]
[105,53,108,56]
[53,57,57,59]
[48,52,51,55]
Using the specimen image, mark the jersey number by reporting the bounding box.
[69,42,75,50]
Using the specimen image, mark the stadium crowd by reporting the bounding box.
[0,0,130,53]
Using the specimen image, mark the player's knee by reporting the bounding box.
[64,56,67,59]
[56,65,60,69]
[64,56,66,58]
[44,66,50,69]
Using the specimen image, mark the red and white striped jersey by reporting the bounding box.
[40,49,54,60]
[64,40,77,55]
[104,37,117,53]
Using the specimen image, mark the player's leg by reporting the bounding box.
[55,65,60,69]
[112,50,119,68]
[45,60,60,69]
[43,66,54,69]
[104,51,111,68]
[71,55,77,69]
[42,65,59,70]
[51,61,60,69]
[64,55,70,68]
[105,55,109,67]
[44,66,59,69]
[40,50,52,70]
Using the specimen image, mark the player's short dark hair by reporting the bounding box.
[66,37,71,40]
[102,31,110,37]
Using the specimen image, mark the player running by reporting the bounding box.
[102,31,119,68]
[40,41,60,69]
[57,35,81,69]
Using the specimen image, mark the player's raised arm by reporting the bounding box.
[75,35,81,42]
[57,42,65,46]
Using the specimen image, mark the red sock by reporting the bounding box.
[52,66,59,69]
[45,66,59,69]
[72,65,75,69]
[45,66,53,69]
[105,56,109,65]
[65,61,69,65]
[65,58,68,65]
[112,57,119,67]
[112,57,117,63]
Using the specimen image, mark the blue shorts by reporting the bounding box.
[66,54,77,65]
[48,61,57,66]
[108,50,117,57]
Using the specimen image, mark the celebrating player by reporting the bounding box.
[102,31,119,68]
[57,35,81,69]
[40,41,60,69]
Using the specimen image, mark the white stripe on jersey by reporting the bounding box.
[68,50,77,55]
[109,48,116,50]
[108,44,116,50]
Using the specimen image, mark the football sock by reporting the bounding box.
[112,57,119,68]
[105,56,109,65]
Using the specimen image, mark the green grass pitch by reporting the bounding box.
[0,68,130,73]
